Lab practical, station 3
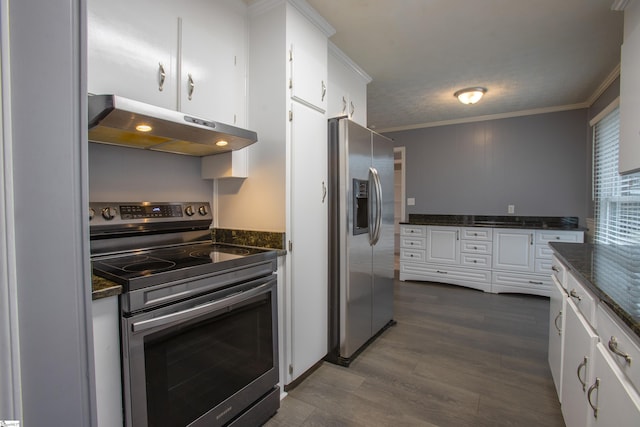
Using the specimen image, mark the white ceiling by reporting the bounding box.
[305,0,624,132]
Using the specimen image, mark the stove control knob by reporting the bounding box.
[185,205,195,216]
[102,207,117,220]
[198,205,208,216]
[89,208,95,221]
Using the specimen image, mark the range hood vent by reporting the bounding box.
[88,95,258,156]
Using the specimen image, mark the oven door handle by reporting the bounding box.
[131,281,273,333]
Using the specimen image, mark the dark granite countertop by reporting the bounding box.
[91,274,122,300]
[550,242,640,339]
[402,214,586,230]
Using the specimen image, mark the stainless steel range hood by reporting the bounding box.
[88,95,258,156]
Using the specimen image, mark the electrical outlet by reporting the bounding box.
[407,198,415,206]
[508,204,515,214]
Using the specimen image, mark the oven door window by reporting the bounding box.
[142,290,274,427]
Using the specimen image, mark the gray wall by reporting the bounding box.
[385,109,590,225]
[89,143,212,202]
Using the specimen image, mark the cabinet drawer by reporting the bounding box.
[536,230,584,244]
[401,225,425,237]
[400,248,425,262]
[400,236,426,250]
[460,253,492,268]
[461,227,492,241]
[534,257,554,274]
[550,255,567,288]
[460,240,492,254]
[401,263,491,283]
[597,304,640,391]
[566,272,596,328]
[492,271,552,291]
[535,244,553,260]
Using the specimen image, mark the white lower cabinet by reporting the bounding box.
[548,259,640,427]
[92,296,124,427]
[561,299,598,427]
[548,276,566,401]
[588,343,640,426]
[399,224,582,296]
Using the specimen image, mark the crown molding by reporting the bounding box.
[328,41,372,84]
[585,63,620,106]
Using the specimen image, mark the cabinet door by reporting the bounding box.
[426,226,459,264]
[619,0,640,174]
[287,5,327,112]
[590,344,640,427]
[549,276,566,401]
[289,102,328,380]
[180,0,246,123]
[492,229,534,272]
[327,49,368,126]
[561,300,598,427]
[87,0,177,109]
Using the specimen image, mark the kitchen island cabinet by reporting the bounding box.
[399,217,583,296]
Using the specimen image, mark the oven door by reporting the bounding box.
[122,274,279,427]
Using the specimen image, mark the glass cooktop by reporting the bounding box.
[92,242,272,285]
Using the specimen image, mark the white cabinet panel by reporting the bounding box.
[460,240,492,254]
[561,300,599,427]
[597,305,640,391]
[493,229,534,272]
[327,45,368,126]
[461,227,492,241]
[566,272,597,329]
[401,225,425,236]
[549,277,566,401]
[289,102,328,380]
[426,226,459,264]
[400,236,426,250]
[590,344,640,427]
[460,253,492,268]
[400,248,425,263]
[287,6,327,112]
[619,0,640,174]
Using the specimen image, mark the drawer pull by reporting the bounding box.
[608,336,632,365]
[529,280,543,285]
[473,260,477,263]
[473,246,478,250]
[577,356,588,391]
[569,289,582,301]
[587,378,600,419]
[554,311,562,335]
[473,232,478,236]
[436,270,448,274]
[551,265,560,272]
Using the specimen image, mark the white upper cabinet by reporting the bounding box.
[619,0,640,174]
[327,43,370,126]
[287,5,328,112]
[180,0,247,125]
[87,0,247,124]
[87,0,178,109]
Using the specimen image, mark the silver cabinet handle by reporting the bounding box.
[321,181,327,203]
[187,73,195,100]
[569,289,582,301]
[587,378,600,419]
[350,101,355,117]
[577,356,588,391]
[456,230,459,240]
[608,336,632,365]
[321,80,326,101]
[529,280,544,285]
[551,265,560,272]
[554,311,562,336]
[158,62,166,92]
[529,233,533,245]
[342,96,347,114]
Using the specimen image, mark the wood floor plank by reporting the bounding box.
[265,279,565,427]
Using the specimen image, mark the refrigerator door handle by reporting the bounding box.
[369,167,383,245]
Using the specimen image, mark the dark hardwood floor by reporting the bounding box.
[265,278,565,427]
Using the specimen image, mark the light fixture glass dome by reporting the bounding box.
[454,87,487,105]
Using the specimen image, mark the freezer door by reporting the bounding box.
[341,119,374,358]
[371,132,395,334]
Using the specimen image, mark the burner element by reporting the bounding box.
[123,260,177,274]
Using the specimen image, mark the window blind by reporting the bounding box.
[593,106,640,245]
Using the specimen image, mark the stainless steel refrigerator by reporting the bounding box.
[327,117,395,366]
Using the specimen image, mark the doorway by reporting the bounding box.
[393,147,406,268]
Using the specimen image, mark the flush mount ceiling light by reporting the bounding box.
[454,87,487,105]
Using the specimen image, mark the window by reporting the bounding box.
[593,105,640,244]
